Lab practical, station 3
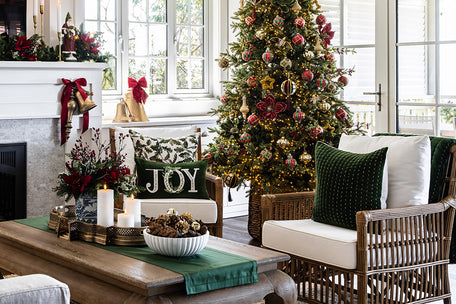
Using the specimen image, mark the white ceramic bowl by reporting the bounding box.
[143,229,209,257]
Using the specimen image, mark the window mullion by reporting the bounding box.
[435,0,440,136]
[121,0,129,95]
[168,0,177,96]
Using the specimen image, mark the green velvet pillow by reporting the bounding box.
[135,157,209,199]
[312,142,388,230]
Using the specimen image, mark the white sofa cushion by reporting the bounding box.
[263,219,358,269]
[0,274,70,304]
[338,134,431,208]
[139,198,217,223]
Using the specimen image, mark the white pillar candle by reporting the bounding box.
[57,0,61,27]
[33,0,38,16]
[117,210,134,227]
[124,195,141,227]
[97,185,114,226]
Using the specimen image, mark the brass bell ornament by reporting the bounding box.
[113,99,130,123]
[75,83,96,113]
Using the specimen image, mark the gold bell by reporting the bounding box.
[113,99,130,123]
[65,91,77,141]
[124,88,149,122]
[75,90,97,113]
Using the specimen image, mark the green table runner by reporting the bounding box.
[15,217,258,295]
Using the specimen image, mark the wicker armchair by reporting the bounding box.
[261,135,456,303]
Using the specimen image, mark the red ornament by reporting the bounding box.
[294,17,305,28]
[247,77,258,87]
[220,94,228,104]
[292,34,305,46]
[302,70,314,81]
[240,132,252,144]
[316,14,327,25]
[262,47,274,63]
[285,154,297,169]
[248,113,260,125]
[245,15,255,26]
[316,77,328,89]
[256,94,287,121]
[325,53,335,61]
[203,153,213,165]
[338,75,349,86]
[273,15,285,27]
[309,126,323,139]
[242,49,252,61]
[218,57,229,69]
[293,107,304,122]
[335,108,348,122]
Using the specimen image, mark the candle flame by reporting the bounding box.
[57,0,61,7]
[124,209,128,215]
[130,194,135,200]
[103,184,107,190]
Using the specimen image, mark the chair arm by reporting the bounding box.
[355,196,456,273]
[261,191,315,226]
[205,172,223,237]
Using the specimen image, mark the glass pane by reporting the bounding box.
[191,60,203,89]
[440,44,456,96]
[319,0,341,46]
[129,57,148,81]
[176,0,189,24]
[177,59,189,89]
[84,21,98,33]
[342,47,375,102]
[440,0,456,41]
[100,0,115,21]
[347,104,375,135]
[149,25,167,56]
[397,0,435,43]
[129,0,146,22]
[176,26,189,57]
[149,0,167,23]
[150,59,167,94]
[190,27,203,57]
[345,0,375,45]
[102,57,117,90]
[397,45,435,103]
[191,0,203,25]
[100,22,116,54]
[398,106,435,135]
[440,107,456,137]
[85,1,98,20]
[129,23,147,56]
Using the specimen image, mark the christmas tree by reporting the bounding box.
[205,0,361,234]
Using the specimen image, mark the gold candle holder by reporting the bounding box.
[40,4,44,37]
[58,32,62,61]
[33,15,37,34]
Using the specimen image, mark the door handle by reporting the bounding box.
[363,83,382,111]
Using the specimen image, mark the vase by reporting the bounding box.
[75,193,97,224]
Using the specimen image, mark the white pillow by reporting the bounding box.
[338,134,431,209]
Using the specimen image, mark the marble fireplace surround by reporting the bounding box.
[0,62,105,217]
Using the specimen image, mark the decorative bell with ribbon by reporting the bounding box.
[126,77,149,122]
[113,99,130,123]
[75,83,96,113]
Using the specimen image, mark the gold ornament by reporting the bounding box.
[240,0,244,9]
[319,101,331,112]
[299,151,312,163]
[292,0,302,11]
[255,30,267,40]
[312,0,321,9]
[314,37,324,56]
[277,137,290,149]
[260,75,275,90]
[240,96,249,119]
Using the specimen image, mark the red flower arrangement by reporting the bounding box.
[256,94,287,120]
[53,129,138,201]
[12,34,38,61]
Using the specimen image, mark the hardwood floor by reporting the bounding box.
[223,215,261,247]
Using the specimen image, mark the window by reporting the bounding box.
[84,0,209,98]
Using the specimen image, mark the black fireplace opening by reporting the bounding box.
[0,143,26,220]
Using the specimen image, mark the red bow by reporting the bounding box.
[60,78,90,145]
[128,77,148,104]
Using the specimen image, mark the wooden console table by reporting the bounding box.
[0,221,296,304]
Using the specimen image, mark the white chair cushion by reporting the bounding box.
[262,219,358,269]
[338,134,431,208]
[114,126,198,171]
[139,198,217,223]
[0,274,70,304]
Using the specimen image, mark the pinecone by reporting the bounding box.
[157,226,178,238]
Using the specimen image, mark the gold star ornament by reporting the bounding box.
[261,75,275,90]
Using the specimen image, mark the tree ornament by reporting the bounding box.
[230,127,239,134]
[314,37,324,55]
[242,49,252,61]
[220,94,228,104]
[293,107,304,122]
[280,57,292,69]
[203,153,213,165]
[316,77,328,89]
[248,113,260,125]
[319,101,331,112]
[240,96,250,118]
[309,125,323,139]
[273,15,284,27]
[294,17,305,28]
[338,75,349,87]
[325,52,335,62]
[223,173,240,188]
[335,108,348,122]
[247,77,258,87]
[302,70,314,81]
[255,30,266,40]
[256,94,286,120]
[240,132,252,143]
[281,79,296,96]
[260,148,273,161]
[260,75,275,90]
[304,50,314,59]
[245,15,256,26]
[326,82,337,93]
[292,0,302,11]
[299,151,312,163]
[277,136,290,149]
[292,34,305,46]
[262,47,274,63]
[218,57,229,69]
[285,154,297,169]
[316,14,327,25]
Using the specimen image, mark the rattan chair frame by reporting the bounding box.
[261,145,456,303]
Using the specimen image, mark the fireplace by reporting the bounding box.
[0,143,26,220]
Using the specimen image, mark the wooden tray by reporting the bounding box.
[48,205,146,246]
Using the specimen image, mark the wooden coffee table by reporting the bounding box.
[0,221,296,304]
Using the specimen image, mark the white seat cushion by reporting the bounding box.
[139,198,217,223]
[262,219,358,269]
[0,274,70,304]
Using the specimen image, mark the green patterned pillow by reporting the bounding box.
[312,142,388,230]
[129,130,198,164]
[135,158,209,199]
